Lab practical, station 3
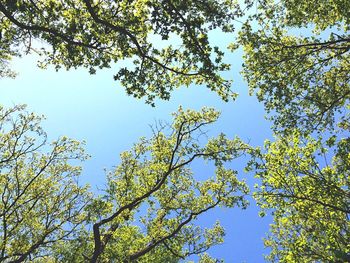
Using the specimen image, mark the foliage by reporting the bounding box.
[0,105,249,262]
[0,0,251,105]
[239,1,350,261]
[0,36,15,78]
[0,105,89,262]
[2,1,349,262]
[248,131,350,262]
[239,0,350,132]
[0,57,15,78]
[83,107,249,262]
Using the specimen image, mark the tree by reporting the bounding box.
[0,105,89,262]
[4,1,349,261]
[239,0,350,132]
[0,105,249,262]
[239,1,350,261]
[247,131,350,262]
[0,0,250,105]
[82,107,249,262]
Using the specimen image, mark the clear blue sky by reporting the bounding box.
[0,33,273,262]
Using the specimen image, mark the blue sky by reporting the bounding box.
[0,34,273,261]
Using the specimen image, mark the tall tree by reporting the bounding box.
[248,131,350,262]
[83,107,249,262]
[0,105,249,262]
[239,0,350,132]
[239,1,350,261]
[0,0,249,104]
[0,105,89,262]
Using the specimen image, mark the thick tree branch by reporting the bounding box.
[0,2,101,50]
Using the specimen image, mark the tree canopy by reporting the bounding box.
[248,131,350,262]
[0,105,89,262]
[0,105,249,262]
[239,0,350,132]
[1,0,350,262]
[0,0,251,104]
[239,0,350,261]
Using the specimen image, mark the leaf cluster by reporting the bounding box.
[240,1,350,261]
[0,0,248,105]
[0,105,249,262]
